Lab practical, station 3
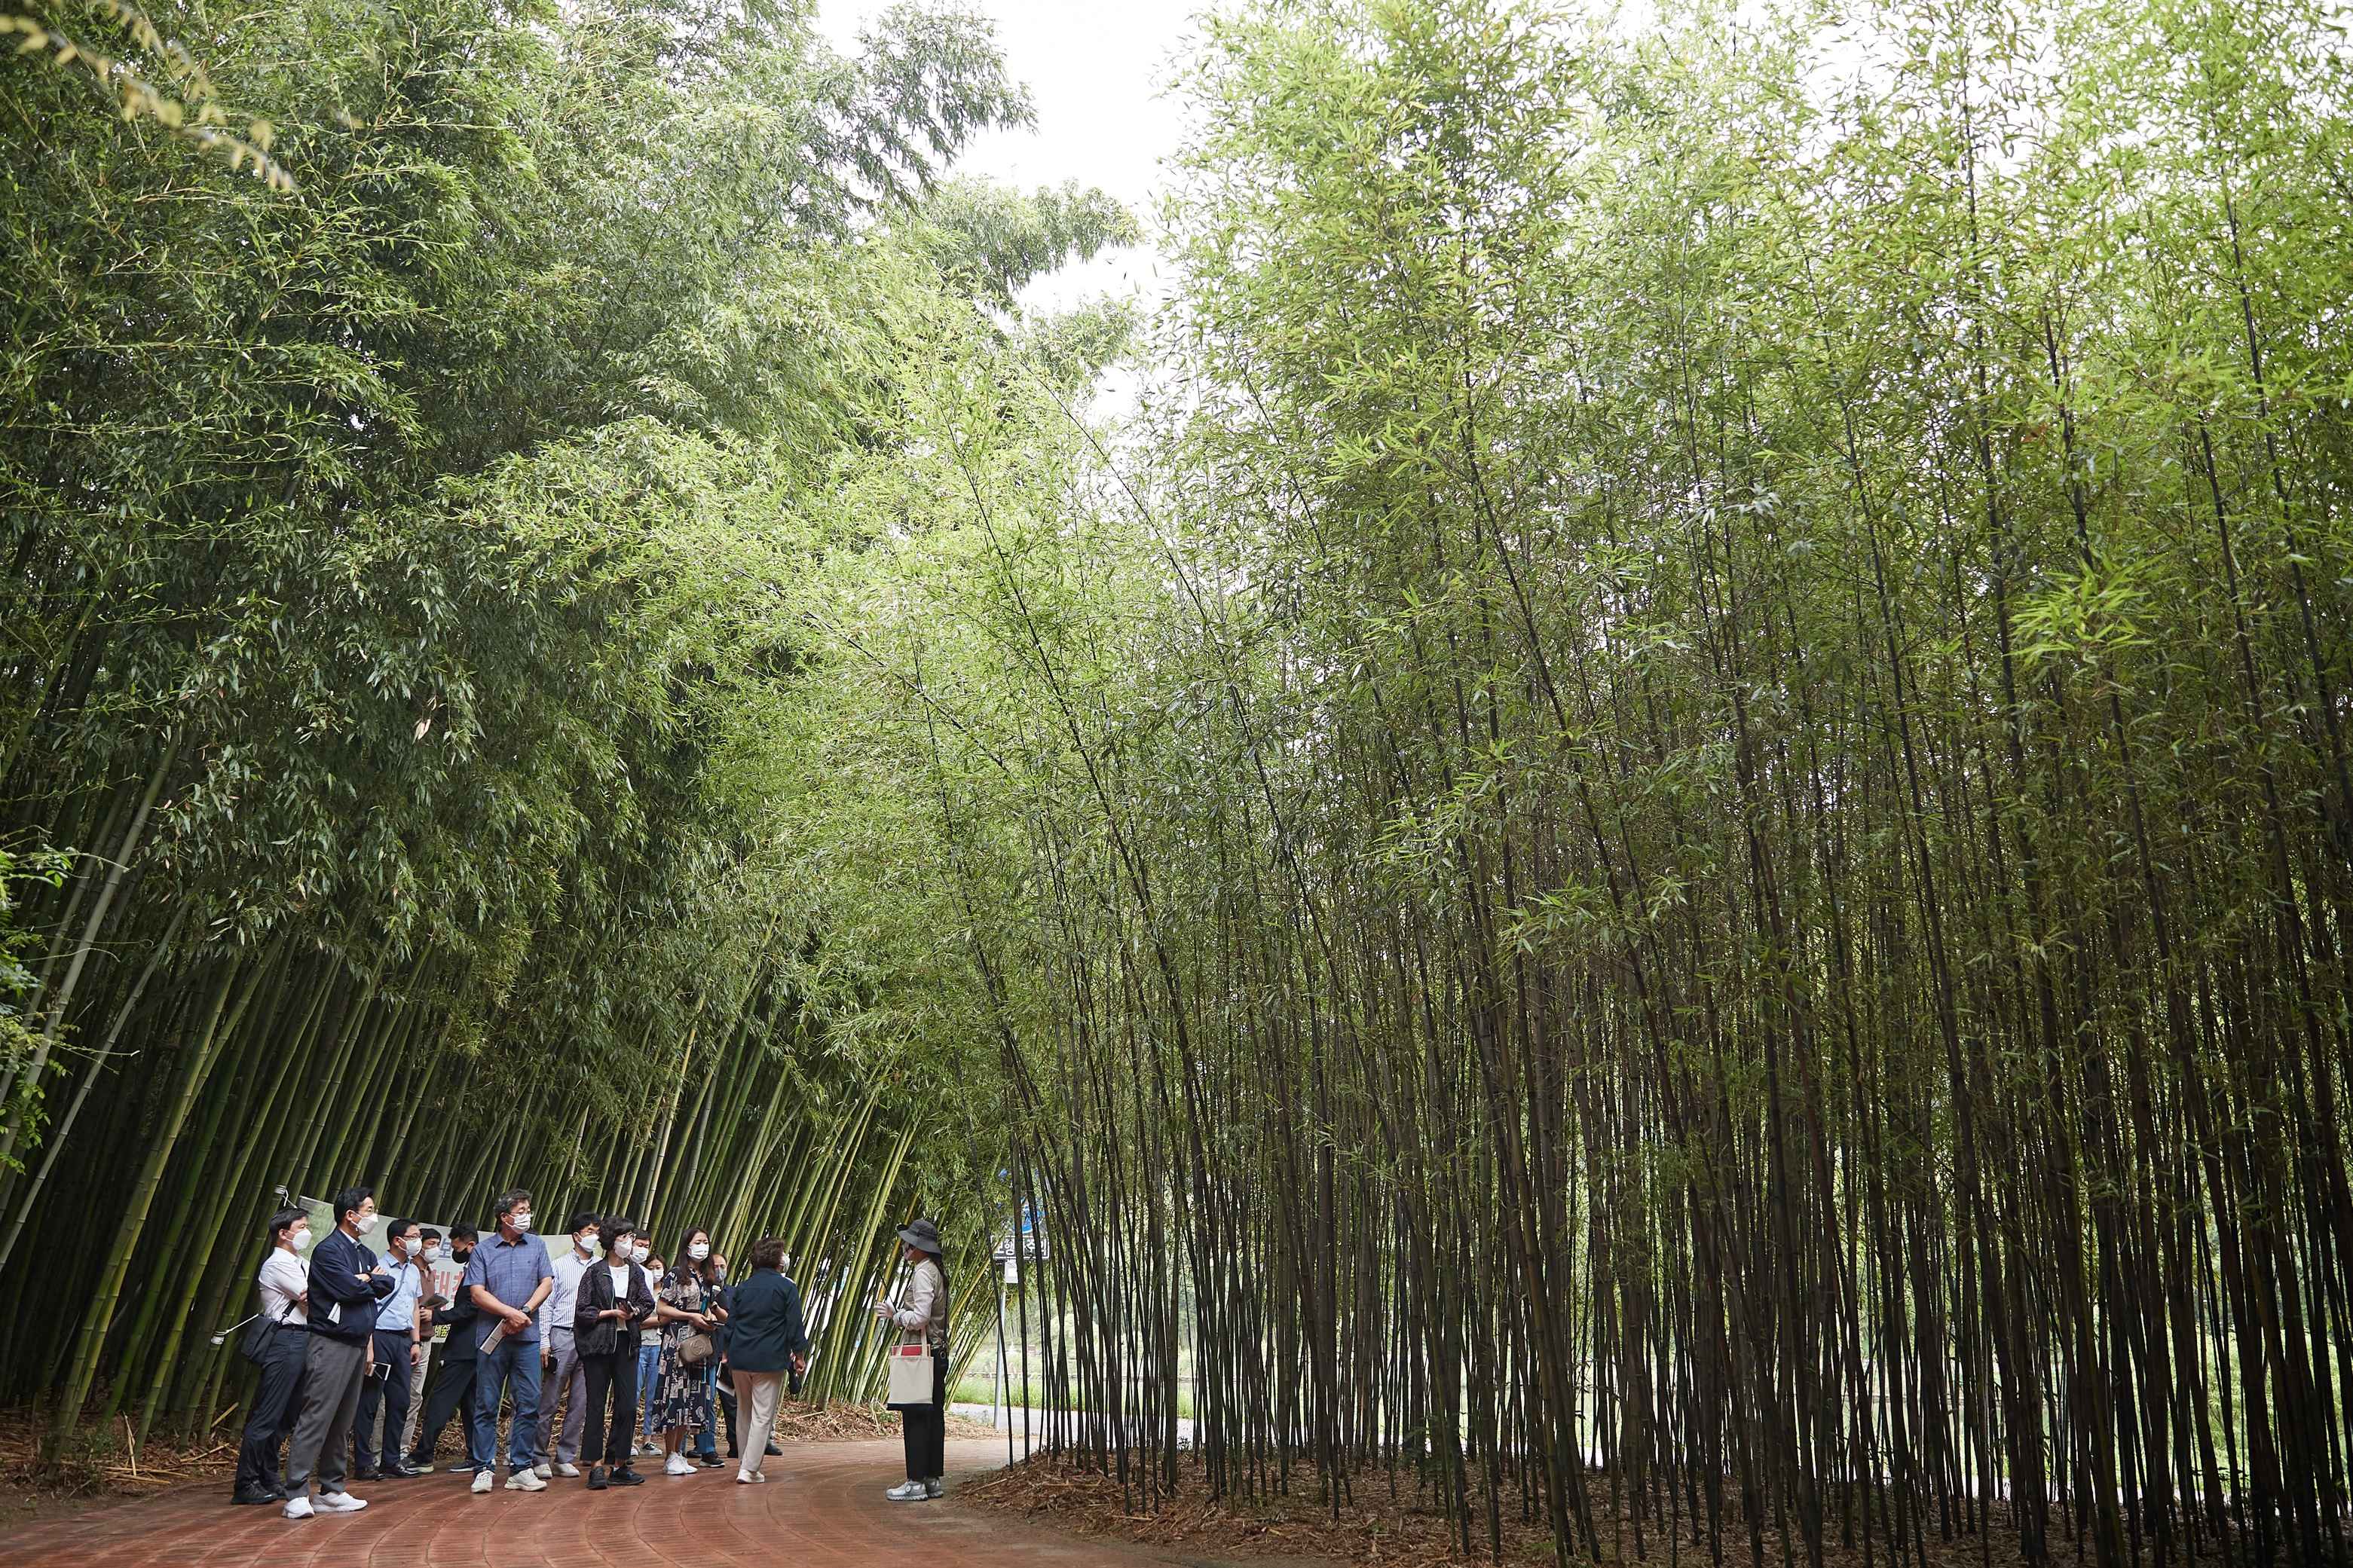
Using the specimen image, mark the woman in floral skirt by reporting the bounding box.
[650,1227,718,1477]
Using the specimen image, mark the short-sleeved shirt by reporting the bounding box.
[461,1232,554,1343]
[375,1255,424,1333]
[257,1249,308,1325]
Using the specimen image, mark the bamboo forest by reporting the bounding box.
[4,0,2351,1562]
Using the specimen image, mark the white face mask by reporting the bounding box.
[423,1242,442,1262]
[687,1242,710,1261]
[289,1228,311,1250]
[577,1233,600,1256]
[632,1242,649,1263]
[510,1212,533,1233]
[353,1212,378,1234]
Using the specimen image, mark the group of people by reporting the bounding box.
[231,1184,953,1521]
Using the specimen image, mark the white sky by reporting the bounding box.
[815,0,1206,313]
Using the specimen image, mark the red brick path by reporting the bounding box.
[0,1438,1137,1567]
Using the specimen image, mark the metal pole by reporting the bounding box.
[996,1255,1012,1469]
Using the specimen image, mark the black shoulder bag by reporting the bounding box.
[239,1293,298,1367]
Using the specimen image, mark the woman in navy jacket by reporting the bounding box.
[722,1237,808,1484]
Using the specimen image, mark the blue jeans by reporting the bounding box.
[635,1342,662,1444]
[469,1336,543,1472]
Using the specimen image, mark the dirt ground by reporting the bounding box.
[965,1450,2062,1568]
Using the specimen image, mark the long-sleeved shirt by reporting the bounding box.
[307,1229,395,1343]
[539,1249,593,1341]
[889,1258,944,1349]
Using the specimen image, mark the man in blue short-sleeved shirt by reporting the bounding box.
[460,1188,552,1492]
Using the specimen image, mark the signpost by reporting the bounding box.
[990,1197,1043,1461]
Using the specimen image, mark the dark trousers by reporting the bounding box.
[693,1363,720,1458]
[898,1350,946,1481]
[577,1347,638,1467]
[407,1345,475,1466]
[351,1328,413,1472]
[470,1335,543,1471]
[717,1365,740,1455]
[231,1328,309,1495]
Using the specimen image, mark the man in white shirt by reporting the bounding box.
[233,1206,313,1505]
[532,1212,601,1478]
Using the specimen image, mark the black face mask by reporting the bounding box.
[453,1248,473,1263]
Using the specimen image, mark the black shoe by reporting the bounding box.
[390,1462,429,1478]
[610,1466,646,1486]
[352,1467,381,1482]
[764,1441,782,1456]
[587,1465,608,1491]
[231,1487,278,1505]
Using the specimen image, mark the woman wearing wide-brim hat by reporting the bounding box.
[872,1216,947,1501]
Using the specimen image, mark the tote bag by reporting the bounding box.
[885,1343,935,1407]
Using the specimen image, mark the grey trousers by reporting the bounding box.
[283,1334,369,1496]
[534,1327,586,1464]
[399,1343,432,1453]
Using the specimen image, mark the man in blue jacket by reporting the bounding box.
[281,1184,396,1521]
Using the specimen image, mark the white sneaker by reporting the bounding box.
[555,1462,580,1478]
[470,1469,494,1494]
[281,1495,315,1521]
[506,1468,547,1492]
[664,1453,693,1477]
[316,1491,369,1514]
[886,1481,927,1502]
[533,1461,552,1479]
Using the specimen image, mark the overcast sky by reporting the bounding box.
[814,0,1205,311]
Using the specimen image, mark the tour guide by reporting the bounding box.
[461,1188,554,1493]
[876,1215,949,1502]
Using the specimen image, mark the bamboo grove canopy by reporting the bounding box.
[7,0,2353,1566]
[0,0,1127,1449]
